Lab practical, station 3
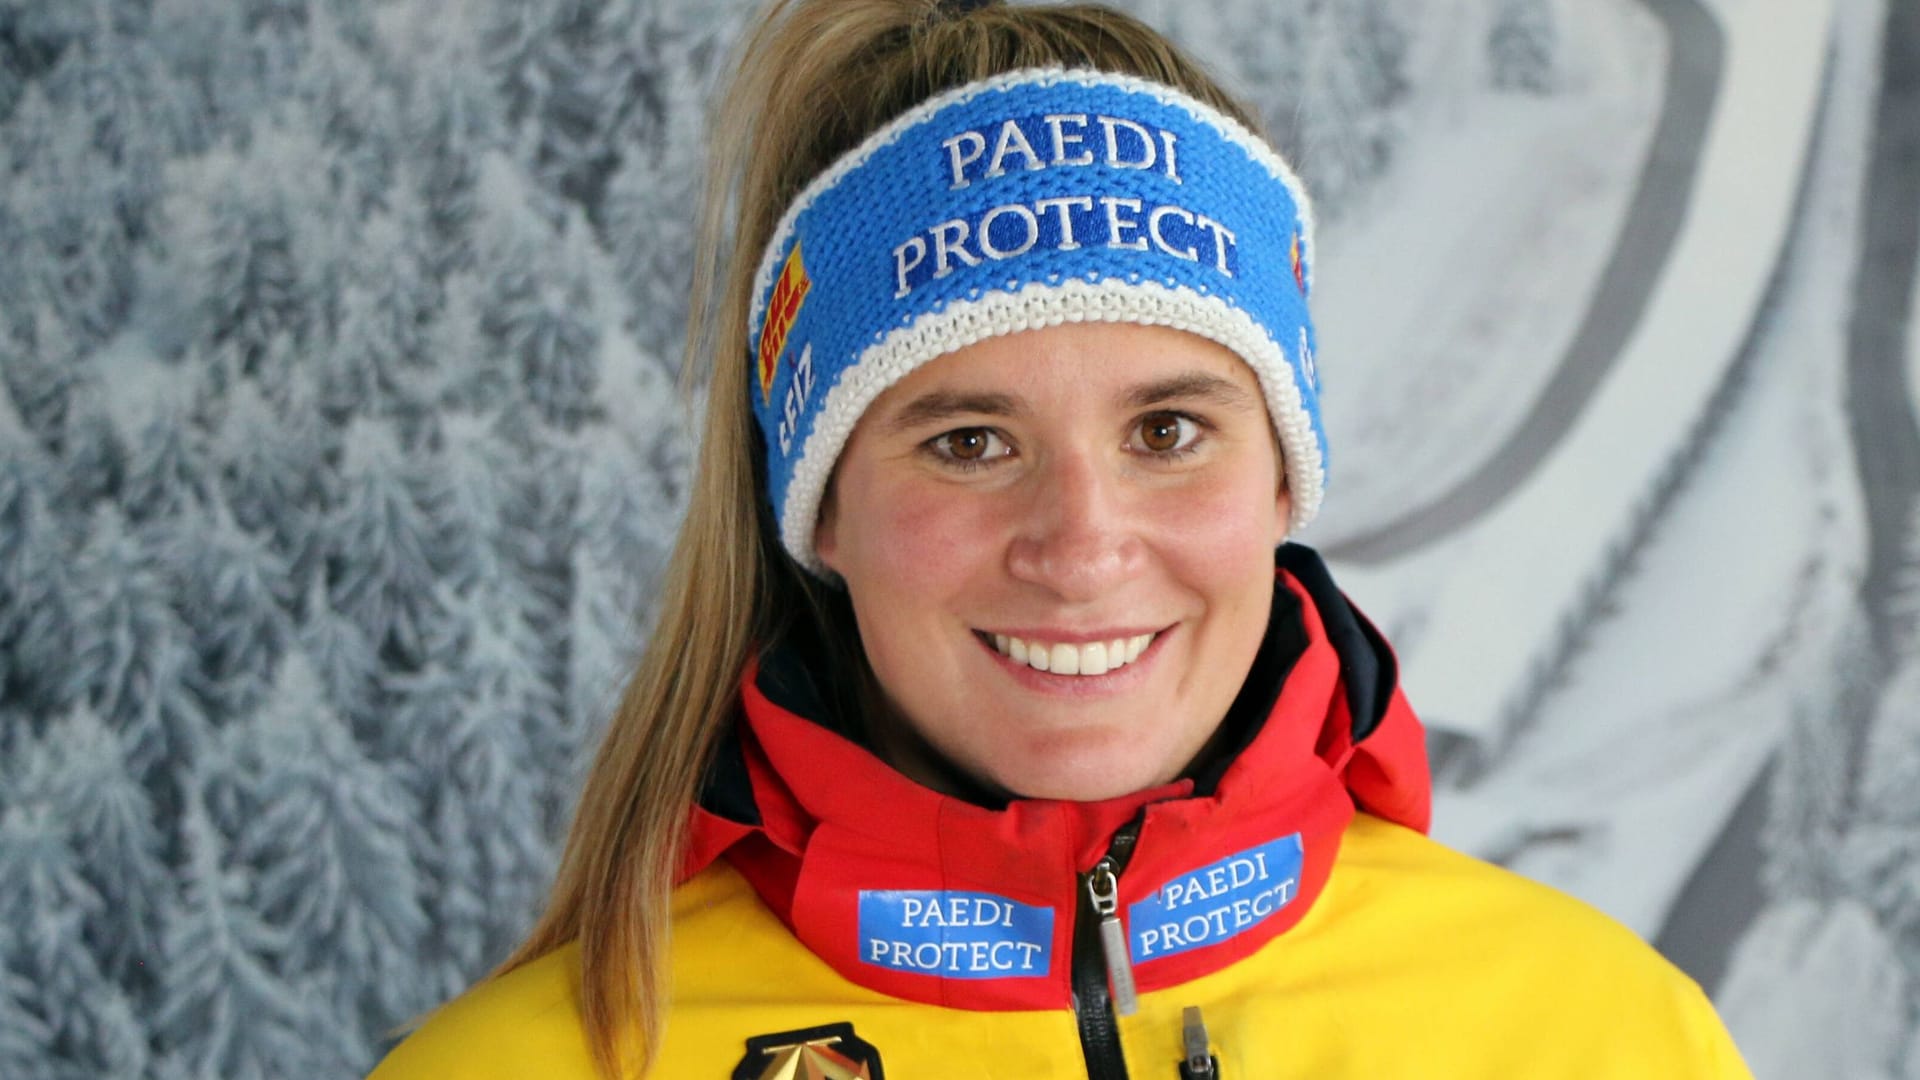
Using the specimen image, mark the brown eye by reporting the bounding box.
[947,429,989,459]
[1137,412,1185,453]
[933,427,1006,463]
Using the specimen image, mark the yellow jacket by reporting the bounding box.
[372,550,1750,1079]
[374,814,1745,1078]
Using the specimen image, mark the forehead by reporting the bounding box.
[873,322,1261,416]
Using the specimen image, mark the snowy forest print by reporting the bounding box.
[0,0,1911,1077]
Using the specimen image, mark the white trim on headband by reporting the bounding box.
[745,67,1318,335]
[780,277,1325,576]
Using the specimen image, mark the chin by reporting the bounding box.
[977,737,1177,803]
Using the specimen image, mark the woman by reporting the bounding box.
[373,1,1751,1077]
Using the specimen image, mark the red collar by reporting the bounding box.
[682,565,1430,1009]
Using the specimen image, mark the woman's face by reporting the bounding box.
[816,322,1289,802]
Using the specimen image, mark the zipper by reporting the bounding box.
[1089,862,1139,1017]
[1072,820,1142,1080]
[1179,1006,1220,1079]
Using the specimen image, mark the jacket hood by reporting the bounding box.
[681,543,1429,1010]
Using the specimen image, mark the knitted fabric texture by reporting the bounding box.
[747,68,1325,575]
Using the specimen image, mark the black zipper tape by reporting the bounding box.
[1072,820,1143,1079]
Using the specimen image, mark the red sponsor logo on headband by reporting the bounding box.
[759,244,812,404]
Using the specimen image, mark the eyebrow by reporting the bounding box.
[882,391,1021,434]
[881,372,1260,435]
[1121,373,1262,411]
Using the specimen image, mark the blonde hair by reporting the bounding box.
[494,2,1262,1076]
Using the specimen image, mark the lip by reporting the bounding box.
[974,625,1166,644]
[972,626,1172,697]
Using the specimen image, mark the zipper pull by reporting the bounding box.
[1087,857,1139,1017]
[1178,1005,1219,1079]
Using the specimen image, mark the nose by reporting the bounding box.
[1004,449,1148,600]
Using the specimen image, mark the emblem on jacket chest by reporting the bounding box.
[732,1021,885,1080]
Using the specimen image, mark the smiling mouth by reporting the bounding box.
[977,631,1158,677]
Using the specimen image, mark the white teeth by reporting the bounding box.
[989,632,1159,677]
[1081,642,1108,676]
[1053,645,1080,676]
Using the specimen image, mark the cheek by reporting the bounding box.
[1144,461,1283,570]
[835,469,1000,593]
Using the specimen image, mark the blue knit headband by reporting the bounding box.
[748,69,1325,574]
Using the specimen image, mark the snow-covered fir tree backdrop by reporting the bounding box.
[2,0,1914,1076]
